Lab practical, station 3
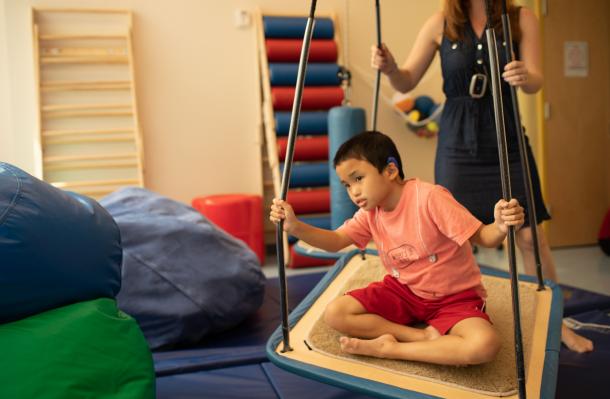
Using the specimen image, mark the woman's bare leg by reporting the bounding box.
[517,226,594,353]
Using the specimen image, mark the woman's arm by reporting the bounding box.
[372,11,444,93]
[502,7,543,94]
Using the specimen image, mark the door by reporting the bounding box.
[542,0,610,247]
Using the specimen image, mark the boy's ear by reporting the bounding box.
[385,157,399,179]
[385,163,399,179]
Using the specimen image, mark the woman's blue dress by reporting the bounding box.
[435,22,550,226]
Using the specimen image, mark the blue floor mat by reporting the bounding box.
[153,272,326,376]
[557,309,610,399]
[156,364,277,399]
[262,362,376,399]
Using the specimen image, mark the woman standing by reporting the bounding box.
[371,0,593,353]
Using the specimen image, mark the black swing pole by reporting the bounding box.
[275,0,318,353]
[484,0,527,397]
[500,0,545,290]
[371,0,382,131]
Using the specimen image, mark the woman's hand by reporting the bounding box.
[371,43,399,76]
[493,198,525,234]
[502,60,529,87]
[269,199,298,234]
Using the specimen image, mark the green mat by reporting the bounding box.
[0,298,155,399]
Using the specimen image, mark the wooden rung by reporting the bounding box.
[39,34,128,41]
[44,152,137,164]
[45,134,134,145]
[51,178,139,189]
[43,79,130,87]
[42,127,134,137]
[33,8,131,14]
[40,47,127,56]
[41,80,131,91]
[40,56,128,64]
[42,103,131,112]
[44,161,138,171]
[43,110,133,119]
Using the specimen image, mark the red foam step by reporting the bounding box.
[266,39,337,62]
[277,136,329,162]
[272,87,343,111]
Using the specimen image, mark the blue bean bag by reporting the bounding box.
[100,187,266,349]
[0,162,122,323]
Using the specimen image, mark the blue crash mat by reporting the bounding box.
[557,309,610,399]
[156,364,277,399]
[262,362,375,399]
[560,285,610,316]
[153,272,325,376]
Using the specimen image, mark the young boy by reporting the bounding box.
[270,131,524,366]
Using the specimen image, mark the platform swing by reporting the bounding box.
[268,1,562,398]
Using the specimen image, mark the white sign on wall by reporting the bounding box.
[564,41,589,77]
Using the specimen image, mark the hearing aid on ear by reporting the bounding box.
[387,156,398,166]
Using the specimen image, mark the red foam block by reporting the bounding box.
[272,87,344,111]
[192,194,265,265]
[289,244,335,268]
[277,136,329,162]
[287,188,330,214]
[266,39,338,62]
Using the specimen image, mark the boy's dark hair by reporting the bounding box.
[333,131,405,179]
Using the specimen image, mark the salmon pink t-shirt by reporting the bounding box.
[338,178,485,300]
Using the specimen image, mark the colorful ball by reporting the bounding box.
[426,121,439,133]
[416,128,428,137]
[395,96,415,113]
[414,95,435,119]
[408,110,421,122]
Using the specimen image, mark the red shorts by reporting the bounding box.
[347,275,490,335]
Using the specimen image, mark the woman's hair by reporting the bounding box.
[443,0,522,43]
[333,131,405,179]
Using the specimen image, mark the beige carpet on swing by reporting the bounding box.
[307,256,538,397]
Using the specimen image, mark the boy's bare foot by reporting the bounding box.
[561,323,593,353]
[339,334,397,358]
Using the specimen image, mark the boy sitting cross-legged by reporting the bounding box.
[270,131,524,366]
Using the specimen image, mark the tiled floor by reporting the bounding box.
[263,245,610,296]
[474,245,610,295]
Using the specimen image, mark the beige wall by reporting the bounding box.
[1,0,540,204]
[0,1,15,164]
